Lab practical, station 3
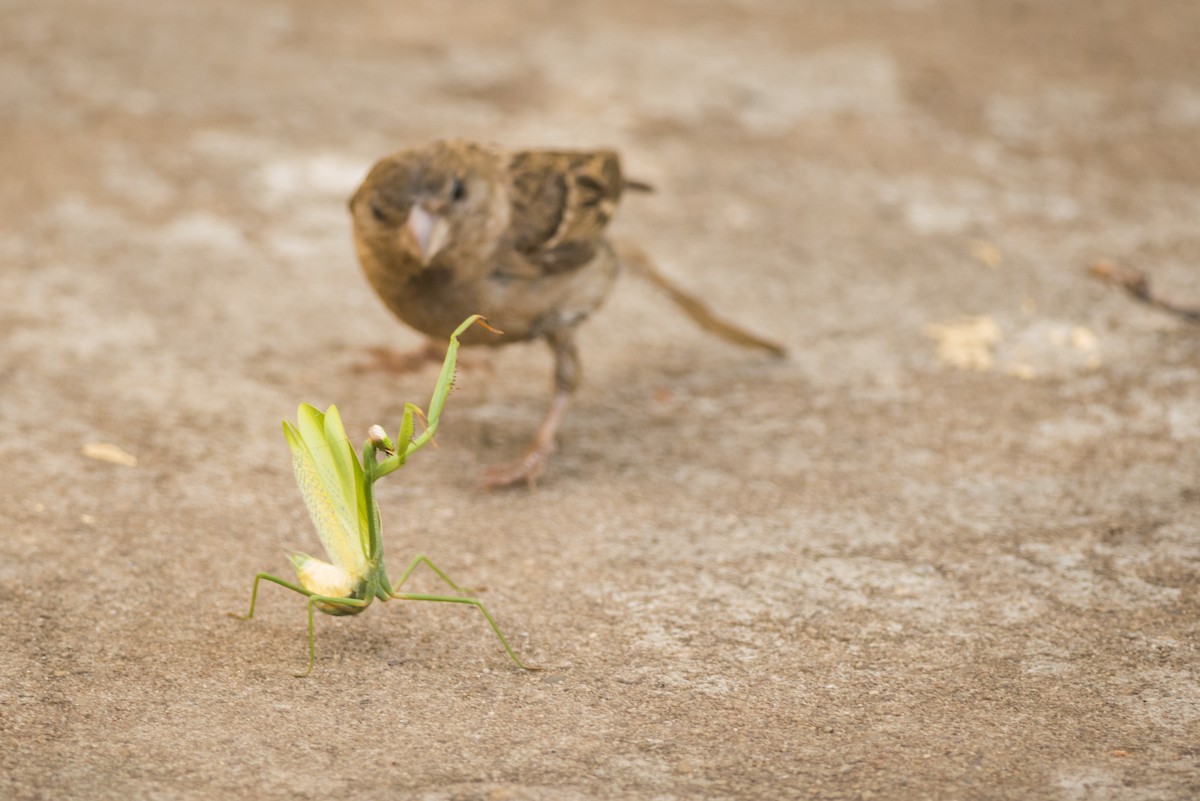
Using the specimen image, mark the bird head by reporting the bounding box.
[349,140,510,268]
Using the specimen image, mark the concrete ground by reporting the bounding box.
[1,1,1198,798]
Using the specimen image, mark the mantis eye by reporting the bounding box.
[449,177,466,203]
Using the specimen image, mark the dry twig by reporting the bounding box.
[1090,261,1200,324]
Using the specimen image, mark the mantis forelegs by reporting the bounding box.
[372,315,498,481]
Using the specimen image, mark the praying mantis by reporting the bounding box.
[230,315,537,676]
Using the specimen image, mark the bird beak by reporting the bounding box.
[406,205,451,266]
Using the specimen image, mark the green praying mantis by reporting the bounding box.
[230,315,537,677]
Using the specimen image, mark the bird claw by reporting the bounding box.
[354,341,494,377]
[480,447,551,491]
[353,341,447,375]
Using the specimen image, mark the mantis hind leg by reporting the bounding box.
[390,591,537,671]
[386,555,537,670]
[391,553,472,596]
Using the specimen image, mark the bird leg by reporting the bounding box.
[481,331,577,490]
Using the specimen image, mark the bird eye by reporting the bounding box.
[369,195,388,223]
[449,177,466,203]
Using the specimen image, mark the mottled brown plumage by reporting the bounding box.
[350,142,623,348]
[349,139,783,487]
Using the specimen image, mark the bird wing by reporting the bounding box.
[283,404,370,580]
[506,150,627,274]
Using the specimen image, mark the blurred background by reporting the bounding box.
[2,1,1199,799]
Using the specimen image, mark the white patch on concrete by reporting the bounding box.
[255,153,365,210]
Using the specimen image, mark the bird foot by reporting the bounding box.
[480,446,552,491]
[353,341,445,375]
[355,341,493,376]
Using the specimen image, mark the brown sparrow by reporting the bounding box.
[349,140,783,488]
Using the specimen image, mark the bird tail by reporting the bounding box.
[617,242,786,357]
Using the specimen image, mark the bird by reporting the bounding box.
[348,139,784,488]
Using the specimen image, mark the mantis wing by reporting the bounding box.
[283,404,369,581]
